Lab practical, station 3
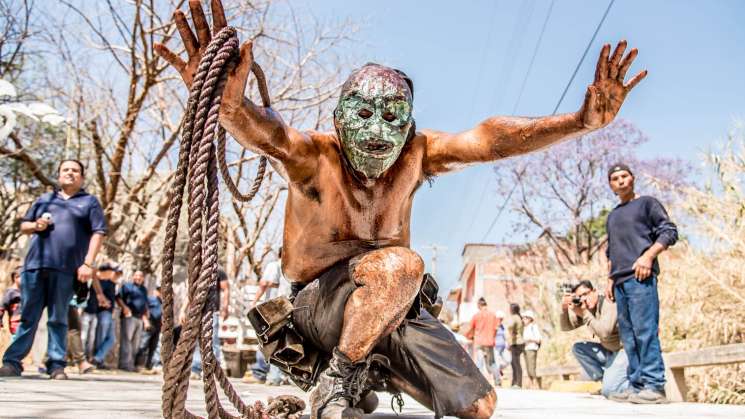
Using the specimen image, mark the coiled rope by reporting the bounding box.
[159,26,303,419]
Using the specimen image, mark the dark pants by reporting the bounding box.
[292,259,493,417]
[510,344,525,388]
[2,269,74,373]
[135,320,161,369]
[615,275,666,392]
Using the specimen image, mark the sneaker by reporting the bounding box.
[0,364,21,377]
[309,348,369,419]
[92,360,109,370]
[49,368,68,380]
[608,388,636,402]
[630,389,669,404]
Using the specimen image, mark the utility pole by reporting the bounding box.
[423,244,447,277]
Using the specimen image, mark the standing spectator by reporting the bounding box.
[116,270,150,372]
[89,263,119,369]
[189,269,229,379]
[559,280,628,398]
[0,160,106,379]
[506,303,524,388]
[136,286,162,371]
[1,265,22,336]
[494,310,508,379]
[465,297,500,384]
[605,163,678,404]
[522,310,542,389]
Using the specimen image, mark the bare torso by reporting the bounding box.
[282,131,427,283]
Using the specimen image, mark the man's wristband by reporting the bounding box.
[83,262,96,269]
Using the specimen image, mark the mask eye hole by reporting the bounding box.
[358,109,373,119]
[382,112,396,122]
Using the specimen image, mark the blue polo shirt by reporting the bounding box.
[118,282,149,318]
[22,190,107,274]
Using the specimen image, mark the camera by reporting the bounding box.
[571,295,583,305]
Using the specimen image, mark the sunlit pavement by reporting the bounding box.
[1,372,744,418]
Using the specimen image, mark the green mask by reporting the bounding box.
[334,64,414,179]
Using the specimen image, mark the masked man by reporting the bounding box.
[156,2,647,417]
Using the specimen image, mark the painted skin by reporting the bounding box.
[155,1,647,417]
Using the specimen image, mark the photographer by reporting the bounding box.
[560,280,629,399]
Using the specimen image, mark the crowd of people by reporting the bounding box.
[0,159,229,379]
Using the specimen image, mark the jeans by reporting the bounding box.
[509,344,524,388]
[251,348,270,381]
[93,310,115,363]
[81,312,98,359]
[572,341,629,397]
[191,313,221,374]
[118,316,143,370]
[615,275,666,392]
[2,269,75,372]
[136,320,161,369]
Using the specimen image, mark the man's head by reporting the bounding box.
[477,297,487,310]
[572,280,599,310]
[494,310,505,326]
[334,63,415,179]
[510,303,520,316]
[522,310,535,323]
[155,285,161,298]
[57,159,85,193]
[608,163,635,199]
[10,264,21,288]
[133,270,145,286]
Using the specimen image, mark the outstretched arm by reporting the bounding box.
[154,0,317,179]
[423,41,647,175]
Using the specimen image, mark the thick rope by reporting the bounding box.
[159,26,303,419]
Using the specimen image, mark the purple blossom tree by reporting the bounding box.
[492,119,689,269]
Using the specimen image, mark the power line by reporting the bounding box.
[459,1,538,243]
[480,0,615,243]
[512,0,555,115]
[552,0,615,115]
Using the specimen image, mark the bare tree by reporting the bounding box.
[3,1,354,277]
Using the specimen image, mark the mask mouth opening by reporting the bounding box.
[360,138,394,156]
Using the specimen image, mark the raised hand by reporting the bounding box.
[580,40,647,129]
[154,0,230,87]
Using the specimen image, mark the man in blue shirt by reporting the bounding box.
[0,160,106,379]
[116,270,150,371]
[604,163,678,404]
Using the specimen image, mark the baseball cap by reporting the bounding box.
[608,163,633,180]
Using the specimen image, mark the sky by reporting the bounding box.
[285,0,745,292]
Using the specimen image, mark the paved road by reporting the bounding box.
[1,371,744,418]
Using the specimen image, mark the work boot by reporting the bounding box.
[0,364,21,377]
[309,348,370,419]
[629,389,669,404]
[608,387,636,402]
